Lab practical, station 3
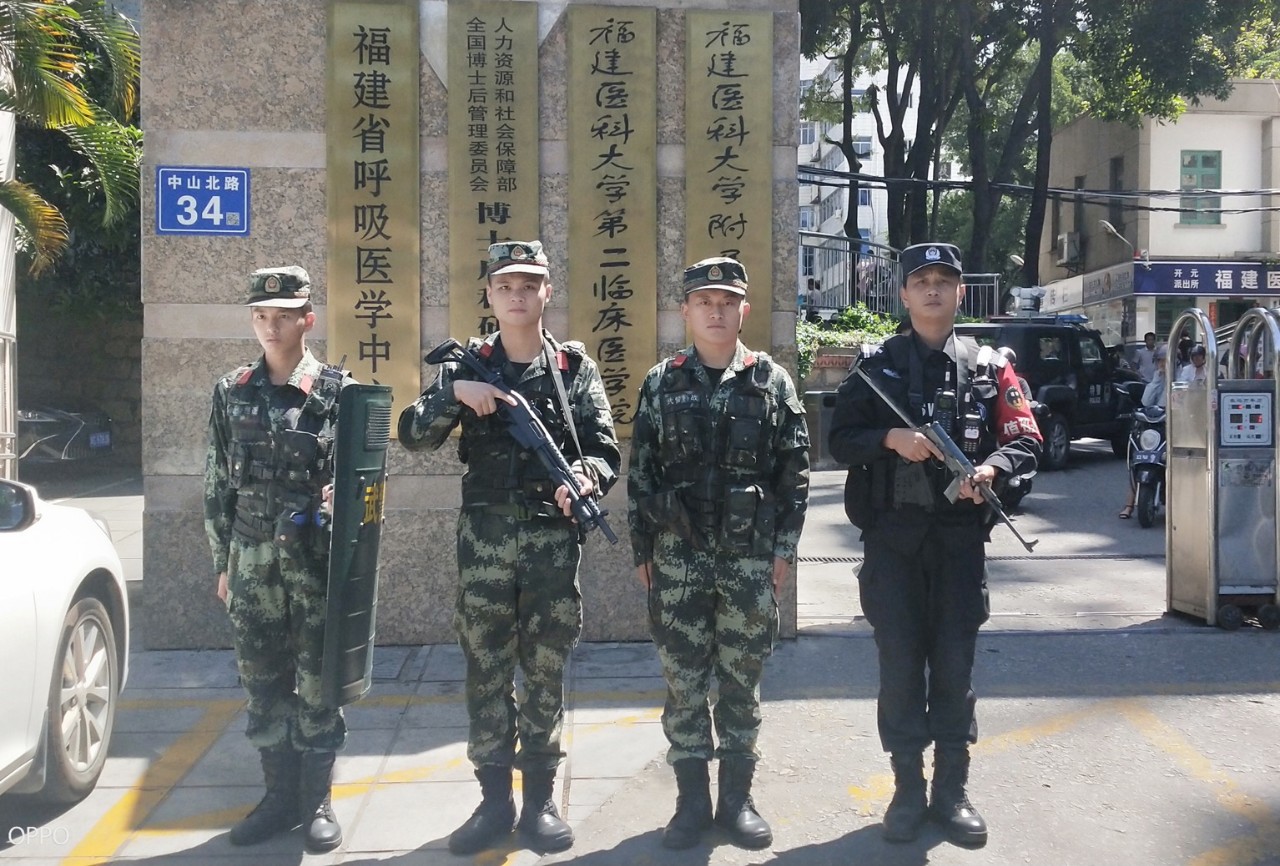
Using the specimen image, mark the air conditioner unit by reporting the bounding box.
[1055,232,1081,266]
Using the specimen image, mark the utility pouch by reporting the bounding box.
[723,483,770,555]
[274,510,303,545]
[635,490,696,543]
[844,464,874,529]
[892,460,937,510]
[228,445,249,490]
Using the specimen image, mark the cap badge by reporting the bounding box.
[925,246,941,262]
[265,275,281,292]
[511,245,526,259]
[708,265,722,280]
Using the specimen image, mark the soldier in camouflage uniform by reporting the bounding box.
[628,257,810,851]
[205,266,353,853]
[399,240,620,856]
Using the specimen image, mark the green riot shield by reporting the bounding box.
[321,384,393,708]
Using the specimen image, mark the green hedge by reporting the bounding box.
[796,304,901,380]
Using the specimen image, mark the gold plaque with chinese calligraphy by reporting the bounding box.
[685,11,773,351]
[567,7,657,434]
[447,0,540,340]
[326,0,421,424]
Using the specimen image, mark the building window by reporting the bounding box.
[799,206,815,230]
[1180,150,1221,225]
[799,121,815,146]
[857,188,871,207]
[802,245,815,277]
[1108,156,1124,232]
[819,190,841,224]
[852,135,872,157]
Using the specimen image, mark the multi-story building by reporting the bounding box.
[797,57,918,315]
[1038,79,1280,348]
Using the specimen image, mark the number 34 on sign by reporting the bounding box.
[156,167,251,236]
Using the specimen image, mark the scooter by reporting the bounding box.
[1127,404,1167,528]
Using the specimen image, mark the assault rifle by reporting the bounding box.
[426,338,618,544]
[854,365,1038,552]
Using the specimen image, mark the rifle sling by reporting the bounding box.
[542,338,587,472]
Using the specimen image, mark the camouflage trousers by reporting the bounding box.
[647,531,779,764]
[224,535,345,752]
[455,508,583,771]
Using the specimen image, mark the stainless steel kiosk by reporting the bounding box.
[1166,307,1280,629]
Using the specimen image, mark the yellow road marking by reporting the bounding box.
[1121,703,1280,866]
[63,698,243,865]
[847,702,1112,812]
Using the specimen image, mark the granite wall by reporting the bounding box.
[140,0,801,649]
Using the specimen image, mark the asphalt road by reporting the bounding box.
[2,444,1277,866]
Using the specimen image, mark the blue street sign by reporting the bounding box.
[1134,261,1280,297]
[155,167,250,236]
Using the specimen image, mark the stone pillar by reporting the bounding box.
[139,0,800,649]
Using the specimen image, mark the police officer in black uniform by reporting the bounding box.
[828,243,1041,848]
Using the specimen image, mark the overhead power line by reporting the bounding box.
[797,165,1280,214]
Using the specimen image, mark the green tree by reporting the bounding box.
[1,0,140,274]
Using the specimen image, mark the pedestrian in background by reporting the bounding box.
[1135,331,1159,382]
[399,240,620,856]
[1179,343,1209,383]
[828,243,1041,848]
[628,257,810,851]
[205,266,353,853]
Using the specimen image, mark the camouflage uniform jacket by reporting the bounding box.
[400,330,621,508]
[204,349,348,573]
[627,341,810,566]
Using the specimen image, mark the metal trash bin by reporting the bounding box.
[804,391,846,471]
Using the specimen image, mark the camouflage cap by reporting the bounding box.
[246,266,312,307]
[683,256,748,297]
[900,243,963,283]
[487,240,549,277]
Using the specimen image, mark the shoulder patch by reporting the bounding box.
[234,366,254,385]
[671,353,691,368]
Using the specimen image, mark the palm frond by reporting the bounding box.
[56,106,140,225]
[0,177,70,273]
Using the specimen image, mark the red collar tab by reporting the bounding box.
[235,367,254,385]
[742,352,757,367]
[298,374,314,394]
[672,353,691,368]
[478,342,495,361]
[556,350,569,371]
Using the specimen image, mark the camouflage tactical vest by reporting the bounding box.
[225,365,342,539]
[458,339,583,509]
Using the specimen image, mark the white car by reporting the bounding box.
[0,478,129,802]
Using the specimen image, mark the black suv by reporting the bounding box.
[956,317,1142,470]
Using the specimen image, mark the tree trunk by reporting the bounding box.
[1023,4,1057,289]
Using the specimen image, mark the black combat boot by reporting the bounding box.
[882,752,928,842]
[929,748,988,847]
[663,758,713,850]
[448,765,517,855]
[713,757,772,849]
[517,767,574,853]
[229,748,301,846]
[298,751,342,852]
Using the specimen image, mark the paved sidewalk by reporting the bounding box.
[3,466,1277,865]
